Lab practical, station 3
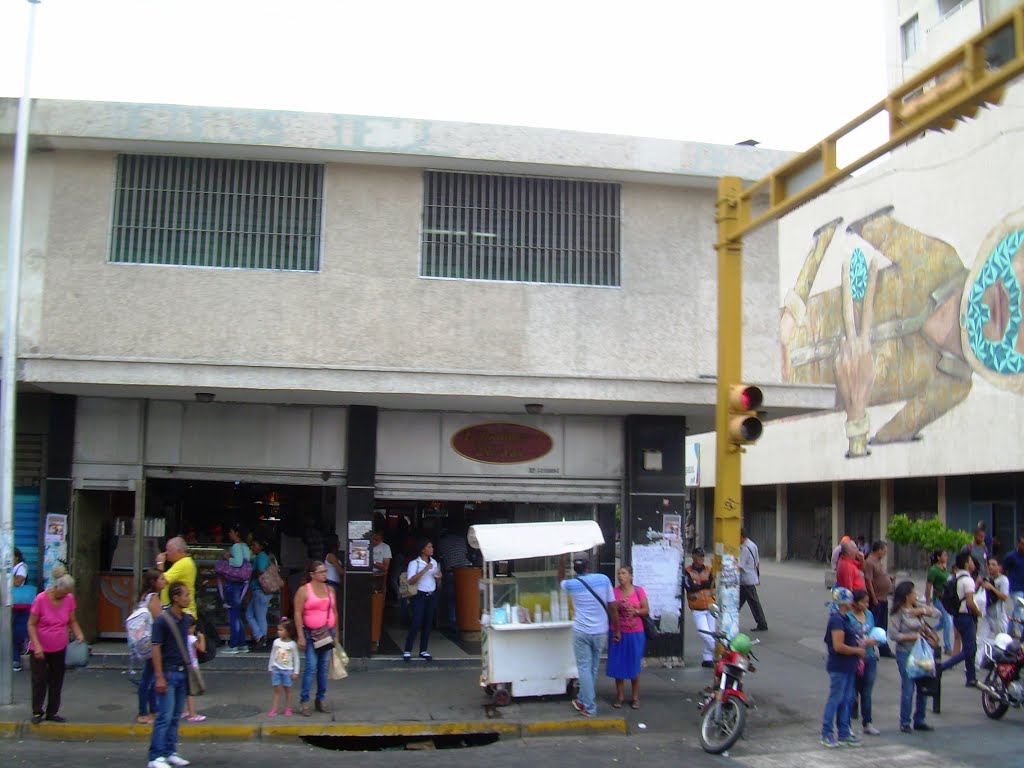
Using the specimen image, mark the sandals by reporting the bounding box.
[631,700,640,710]
[612,700,623,709]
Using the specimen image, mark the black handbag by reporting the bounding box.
[641,614,660,642]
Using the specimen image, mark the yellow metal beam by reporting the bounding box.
[713,177,744,562]
[725,3,1024,243]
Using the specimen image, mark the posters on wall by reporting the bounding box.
[631,541,682,633]
[43,513,67,581]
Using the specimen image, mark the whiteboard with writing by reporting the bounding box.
[631,543,682,623]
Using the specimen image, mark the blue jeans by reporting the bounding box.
[821,668,855,740]
[895,649,928,727]
[224,581,247,648]
[301,627,333,703]
[853,654,877,726]
[137,658,157,717]
[404,591,437,654]
[573,630,607,716]
[148,668,187,761]
[12,608,29,664]
[932,597,953,651]
[943,613,978,684]
[246,587,271,642]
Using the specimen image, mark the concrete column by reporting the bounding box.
[831,481,844,552]
[880,479,895,570]
[936,476,947,525]
[775,484,788,562]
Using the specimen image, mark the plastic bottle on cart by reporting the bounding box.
[560,593,570,623]
[534,604,542,624]
[550,590,560,621]
[510,603,519,624]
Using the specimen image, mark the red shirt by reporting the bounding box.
[836,557,865,592]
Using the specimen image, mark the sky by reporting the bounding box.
[0,0,890,155]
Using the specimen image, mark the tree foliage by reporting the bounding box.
[885,514,972,553]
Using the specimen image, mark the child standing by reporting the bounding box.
[182,625,207,722]
[268,619,301,716]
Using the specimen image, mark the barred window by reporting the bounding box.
[421,171,620,286]
[110,155,323,271]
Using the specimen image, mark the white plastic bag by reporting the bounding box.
[906,636,935,679]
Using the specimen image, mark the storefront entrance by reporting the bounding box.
[372,500,610,659]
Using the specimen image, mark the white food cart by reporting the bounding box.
[468,520,605,706]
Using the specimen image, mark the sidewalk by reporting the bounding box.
[0,663,632,743]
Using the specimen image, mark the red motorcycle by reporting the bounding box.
[697,626,758,754]
[978,601,1024,720]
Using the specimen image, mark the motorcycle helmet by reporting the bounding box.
[869,627,888,645]
[831,587,854,606]
[730,633,753,655]
[994,632,1014,652]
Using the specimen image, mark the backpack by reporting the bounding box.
[258,554,284,593]
[125,602,153,660]
[940,573,971,616]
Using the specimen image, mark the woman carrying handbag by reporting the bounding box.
[294,560,337,716]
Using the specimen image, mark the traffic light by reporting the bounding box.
[727,385,763,446]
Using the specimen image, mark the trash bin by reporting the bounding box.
[455,567,482,631]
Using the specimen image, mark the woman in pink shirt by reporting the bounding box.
[27,574,85,724]
[293,560,337,716]
[606,566,650,709]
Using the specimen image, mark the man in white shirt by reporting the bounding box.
[739,530,768,632]
[371,531,392,587]
[938,551,981,687]
[560,557,618,718]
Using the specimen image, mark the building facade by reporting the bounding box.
[1,99,833,653]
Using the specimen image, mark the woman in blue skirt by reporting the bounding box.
[606,565,649,709]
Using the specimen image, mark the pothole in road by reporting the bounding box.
[301,734,501,751]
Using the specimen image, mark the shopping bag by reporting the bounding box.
[329,645,349,680]
[906,636,936,679]
[65,640,90,668]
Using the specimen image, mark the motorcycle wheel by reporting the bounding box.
[699,697,747,754]
[981,675,1009,720]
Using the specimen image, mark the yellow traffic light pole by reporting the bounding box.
[712,5,1024,621]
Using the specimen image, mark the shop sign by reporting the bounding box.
[451,422,554,464]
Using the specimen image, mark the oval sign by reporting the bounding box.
[451,422,554,465]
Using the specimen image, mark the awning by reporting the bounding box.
[468,520,605,562]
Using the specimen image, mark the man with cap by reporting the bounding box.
[683,548,717,667]
[560,556,617,718]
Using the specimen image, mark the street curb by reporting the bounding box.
[0,717,626,742]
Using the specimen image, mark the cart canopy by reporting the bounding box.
[468,520,605,562]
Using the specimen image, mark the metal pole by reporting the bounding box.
[713,176,744,640]
[1,0,42,706]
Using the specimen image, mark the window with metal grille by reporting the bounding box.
[110,155,323,271]
[421,171,621,286]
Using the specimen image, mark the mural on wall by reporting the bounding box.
[780,206,1024,458]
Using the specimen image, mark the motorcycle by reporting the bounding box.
[696,612,758,754]
[978,597,1024,720]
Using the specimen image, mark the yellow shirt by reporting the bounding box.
[160,556,198,617]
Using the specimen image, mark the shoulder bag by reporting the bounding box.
[308,586,336,649]
[399,559,426,599]
[160,612,205,696]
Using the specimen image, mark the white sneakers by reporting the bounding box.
[147,755,189,768]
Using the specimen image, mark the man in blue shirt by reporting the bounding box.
[1004,537,1024,622]
[561,557,618,718]
[148,582,194,768]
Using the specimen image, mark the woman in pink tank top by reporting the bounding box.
[294,560,337,716]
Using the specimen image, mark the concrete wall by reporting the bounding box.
[8,149,782,395]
